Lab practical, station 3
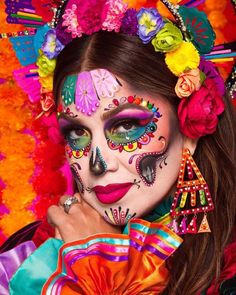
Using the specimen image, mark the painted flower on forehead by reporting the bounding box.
[62,4,83,38]
[102,0,128,32]
[41,29,64,59]
[165,41,200,76]
[121,8,138,35]
[152,22,183,52]
[137,8,164,44]
[75,72,100,116]
[90,69,120,98]
[175,68,203,99]
[178,79,225,139]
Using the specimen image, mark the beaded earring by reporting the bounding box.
[170,148,214,235]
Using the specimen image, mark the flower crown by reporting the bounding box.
[4,0,227,139]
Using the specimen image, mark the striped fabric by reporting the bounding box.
[42,218,182,295]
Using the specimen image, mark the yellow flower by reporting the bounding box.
[36,50,56,78]
[40,75,53,91]
[165,41,200,76]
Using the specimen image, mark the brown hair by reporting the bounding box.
[54,31,236,294]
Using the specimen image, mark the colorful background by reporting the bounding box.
[0,0,235,245]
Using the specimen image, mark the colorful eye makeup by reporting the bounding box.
[105,113,156,151]
[105,110,160,153]
[59,119,91,159]
[67,128,91,151]
[58,91,162,157]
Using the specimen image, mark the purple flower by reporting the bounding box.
[55,18,73,46]
[121,8,138,36]
[42,29,65,59]
[199,57,225,96]
[137,8,164,44]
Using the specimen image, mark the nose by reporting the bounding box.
[89,147,107,176]
[89,142,119,176]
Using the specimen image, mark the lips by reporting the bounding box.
[92,183,133,204]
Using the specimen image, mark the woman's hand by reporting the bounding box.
[47,193,122,243]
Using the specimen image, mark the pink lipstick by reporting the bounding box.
[92,183,133,204]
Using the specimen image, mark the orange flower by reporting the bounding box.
[175,69,202,99]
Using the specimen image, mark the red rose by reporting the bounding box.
[40,92,55,116]
[178,79,225,139]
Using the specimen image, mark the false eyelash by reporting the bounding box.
[60,124,89,138]
[109,118,143,130]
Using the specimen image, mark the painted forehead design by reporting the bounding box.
[61,69,120,116]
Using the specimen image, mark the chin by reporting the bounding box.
[102,206,137,226]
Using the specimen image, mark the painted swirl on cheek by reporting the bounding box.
[104,206,136,225]
[129,136,168,186]
[70,163,84,194]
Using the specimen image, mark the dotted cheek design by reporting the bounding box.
[65,143,91,159]
[106,96,162,153]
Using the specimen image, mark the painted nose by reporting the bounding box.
[89,147,107,176]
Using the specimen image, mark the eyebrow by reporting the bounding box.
[102,103,152,121]
[58,103,153,125]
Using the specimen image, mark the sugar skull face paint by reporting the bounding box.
[105,105,161,153]
[89,147,107,176]
[60,119,91,159]
[58,69,185,225]
[70,163,84,194]
[129,136,168,186]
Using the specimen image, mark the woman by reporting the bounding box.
[1,0,236,294]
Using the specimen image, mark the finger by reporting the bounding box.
[59,194,82,208]
[47,205,68,227]
[73,192,82,203]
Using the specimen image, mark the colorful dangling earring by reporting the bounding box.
[170,148,214,235]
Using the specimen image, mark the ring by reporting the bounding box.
[63,196,79,214]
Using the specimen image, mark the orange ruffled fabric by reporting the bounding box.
[42,219,182,295]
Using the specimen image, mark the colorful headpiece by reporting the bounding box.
[2,0,236,138]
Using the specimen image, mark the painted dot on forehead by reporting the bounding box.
[61,75,77,106]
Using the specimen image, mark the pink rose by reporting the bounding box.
[178,79,225,139]
[175,69,202,98]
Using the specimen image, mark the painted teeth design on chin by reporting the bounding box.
[70,163,84,194]
[104,206,136,225]
[136,151,168,186]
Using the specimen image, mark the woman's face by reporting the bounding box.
[58,69,184,225]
